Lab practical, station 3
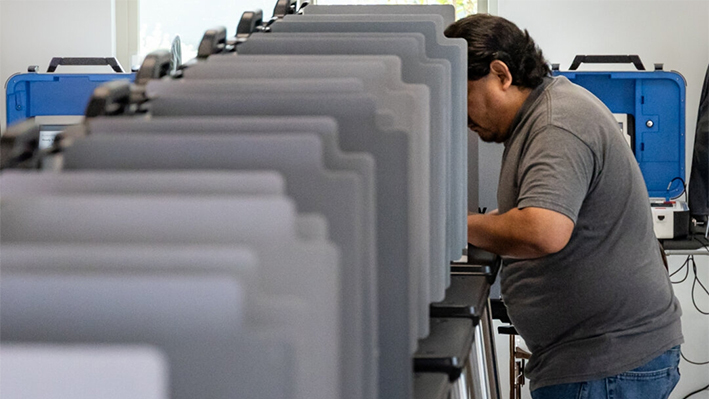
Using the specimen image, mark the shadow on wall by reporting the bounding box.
[477,137,504,211]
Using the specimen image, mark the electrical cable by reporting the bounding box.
[668,176,688,202]
[670,251,709,366]
[671,255,691,283]
[664,161,708,395]
[681,350,709,366]
[690,259,709,315]
[682,383,709,399]
[690,242,709,316]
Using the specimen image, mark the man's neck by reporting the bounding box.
[499,86,533,137]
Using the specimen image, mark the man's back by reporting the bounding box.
[497,76,683,390]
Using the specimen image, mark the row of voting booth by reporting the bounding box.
[1,2,501,399]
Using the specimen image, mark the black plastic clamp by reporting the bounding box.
[237,9,264,41]
[197,27,228,59]
[134,50,172,86]
[84,80,132,118]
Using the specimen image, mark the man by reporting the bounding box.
[445,14,683,399]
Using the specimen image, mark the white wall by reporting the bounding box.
[1,1,4,134]
[480,0,709,211]
[482,2,709,399]
[0,0,116,132]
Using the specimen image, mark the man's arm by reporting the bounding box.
[467,207,574,259]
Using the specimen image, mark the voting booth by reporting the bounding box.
[1,3,501,399]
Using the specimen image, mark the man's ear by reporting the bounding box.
[489,60,513,89]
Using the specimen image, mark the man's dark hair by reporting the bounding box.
[444,14,550,89]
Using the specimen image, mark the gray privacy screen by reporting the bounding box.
[0,270,296,399]
[0,198,301,399]
[184,56,435,312]
[59,133,364,399]
[85,115,379,394]
[144,91,412,399]
[236,35,448,329]
[273,14,468,269]
[0,186,339,399]
[2,237,340,399]
[179,60,432,337]
[302,4,456,27]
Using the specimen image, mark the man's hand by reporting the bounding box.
[467,207,574,259]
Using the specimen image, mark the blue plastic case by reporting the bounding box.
[5,71,134,126]
[554,68,686,199]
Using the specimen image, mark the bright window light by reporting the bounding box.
[139,0,276,63]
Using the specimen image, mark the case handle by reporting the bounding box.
[569,55,646,71]
[46,57,125,73]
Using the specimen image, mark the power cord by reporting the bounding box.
[673,255,709,315]
[667,174,707,399]
[671,253,709,366]
[681,351,709,366]
[670,255,691,283]
[690,258,709,315]
[682,383,709,399]
[691,242,709,315]
[668,176,688,202]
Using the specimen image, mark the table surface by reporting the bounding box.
[430,275,490,321]
[414,373,450,399]
[661,228,709,253]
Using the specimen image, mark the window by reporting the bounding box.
[137,0,478,64]
[139,0,276,63]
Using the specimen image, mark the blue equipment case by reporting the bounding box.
[554,55,686,199]
[5,57,135,127]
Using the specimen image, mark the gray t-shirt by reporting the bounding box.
[498,76,683,390]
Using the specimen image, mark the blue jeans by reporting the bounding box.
[531,346,681,399]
